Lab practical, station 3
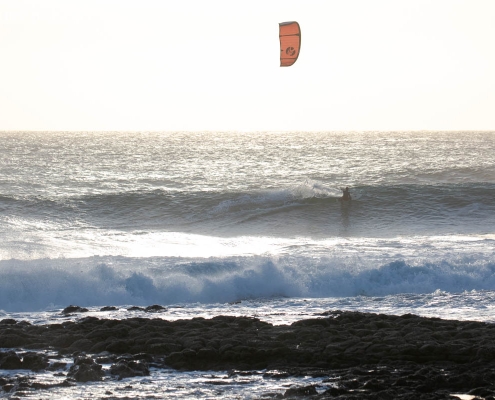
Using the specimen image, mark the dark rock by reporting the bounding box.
[145,304,167,312]
[86,325,129,340]
[127,306,145,311]
[2,384,15,393]
[47,361,67,371]
[69,338,94,352]
[0,334,30,347]
[363,378,387,391]
[0,319,17,325]
[132,353,154,362]
[71,355,95,366]
[469,387,495,397]
[79,316,100,325]
[106,339,132,353]
[197,347,217,359]
[21,352,49,371]
[5,310,495,396]
[0,375,76,393]
[323,386,348,396]
[0,351,22,369]
[110,359,150,379]
[283,385,317,397]
[89,341,108,354]
[100,306,118,311]
[147,342,182,354]
[67,356,104,382]
[50,333,85,348]
[95,353,116,364]
[61,305,89,314]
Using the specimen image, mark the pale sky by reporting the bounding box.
[1,0,494,131]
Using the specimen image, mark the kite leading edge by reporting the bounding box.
[279,21,301,67]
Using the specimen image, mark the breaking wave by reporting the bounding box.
[1,252,495,312]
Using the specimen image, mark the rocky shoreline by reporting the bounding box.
[2,309,495,398]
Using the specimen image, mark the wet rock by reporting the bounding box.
[127,306,145,311]
[5,310,495,396]
[469,387,495,397]
[100,306,118,311]
[67,356,104,382]
[47,361,68,371]
[61,305,89,314]
[0,334,30,347]
[362,378,388,391]
[0,375,75,393]
[95,351,116,364]
[145,341,179,355]
[85,325,129,341]
[50,333,85,348]
[284,385,317,397]
[0,351,22,369]
[21,352,49,371]
[322,386,349,396]
[69,338,94,352]
[132,352,154,362]
[0,319,17,325]
[145,304,167,312]
[106,339,133,353]
[110,359,150,379]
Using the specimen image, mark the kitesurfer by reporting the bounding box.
[341,187,351,202]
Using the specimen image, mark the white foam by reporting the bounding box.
[1,235,494,312]
[211,180,339,215]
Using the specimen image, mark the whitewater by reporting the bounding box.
[1,130,495,398]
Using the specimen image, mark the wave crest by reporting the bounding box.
[1,253,495,312]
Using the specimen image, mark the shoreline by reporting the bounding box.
[2,310,495,398]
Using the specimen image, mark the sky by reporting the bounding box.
[1,0,494,132]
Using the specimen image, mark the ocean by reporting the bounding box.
[1,130,495,398]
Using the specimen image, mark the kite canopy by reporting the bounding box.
[279,21,301,67]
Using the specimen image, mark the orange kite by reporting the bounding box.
[279,21,301,67]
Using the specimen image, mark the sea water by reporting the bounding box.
[1,131,495,398]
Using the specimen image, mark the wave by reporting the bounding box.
[1,251,495,312]
[2,182,494,238]
[3,182,493,214]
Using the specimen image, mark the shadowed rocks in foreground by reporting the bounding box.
[2,310,495,398]
[2,310,493,370]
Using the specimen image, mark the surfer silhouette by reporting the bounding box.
[341,187,351,202]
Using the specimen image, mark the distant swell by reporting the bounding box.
[2,183,494,237]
